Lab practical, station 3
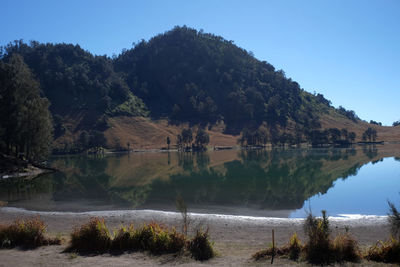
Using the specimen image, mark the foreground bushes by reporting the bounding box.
[253,211,361,264]
[67,217,214,261]
[365,238,400,263]
[110,222,186,254]
[0,217,60,249]
[187,229,215,261]
[69,217,111,253]
[252,208,400,265]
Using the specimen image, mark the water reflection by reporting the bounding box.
[1,145,400,217]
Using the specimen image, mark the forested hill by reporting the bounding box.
[114,26,324,133]
[1,26,376,150]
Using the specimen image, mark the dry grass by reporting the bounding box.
[68,217,111,254]
[0,217,60,249]
[104,117,239,149]
[333,233,361,263]
[252,212,362,265]
[54,112,400,151]
[319,113,400,142]
[365,238,400,263]
[68,218,187,257]
[288,232,302,260]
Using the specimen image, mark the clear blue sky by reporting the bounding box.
[2,0,399,125]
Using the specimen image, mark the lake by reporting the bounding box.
[1,145,400,218]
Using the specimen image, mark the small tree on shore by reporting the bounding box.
[166,136,171,150]
[363,127,377,142]
[195,128,209,149]
[388,201,400,239]
[181,128,193,149]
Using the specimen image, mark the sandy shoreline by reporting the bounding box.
[0,207,394,266]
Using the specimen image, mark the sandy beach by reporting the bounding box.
[0,207,395,266]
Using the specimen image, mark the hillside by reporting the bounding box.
[1,26,399,150]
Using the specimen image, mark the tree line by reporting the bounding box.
[0,54,53,161]
[238,125,379,147]
[238,126,358,147]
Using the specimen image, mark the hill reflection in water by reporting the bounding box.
[1,145,400,218]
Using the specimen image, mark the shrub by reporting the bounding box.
[136,222,185,254]
[388,201,400,239]
[303,210,334,264]
[252,245,290,261]
[68,218,190,256]
[252,233,302,261]
[288,232,302,260]
[0,217,60,249]
[167,228,186,253]
[111,224,135,252]
[111,222,185,254]
[188,228,215,261]
[68,217,111,254]
[365,238,400,263]
[333,233,361,262]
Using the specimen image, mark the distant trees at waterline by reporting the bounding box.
[238,125,359,147]
[177,128,210,151]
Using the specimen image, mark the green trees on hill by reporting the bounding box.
[0,54,53,160]
[337,106,359,122]
[114,26,323,133]
[369,120,382,126]
[1,40,148,131]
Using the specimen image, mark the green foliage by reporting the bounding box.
[393,120,400,127]
[0,54,53,160]
[0,217,60,249]
[337,106,359,122]
[1,40,148,131]
[307,127,356,146]
[370,120,382,126]
[1,28,360,147]
[114,26,328,133]
[108,92,149,117]
[188,228,215,261]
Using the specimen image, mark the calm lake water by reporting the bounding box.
[1,145,400,218]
